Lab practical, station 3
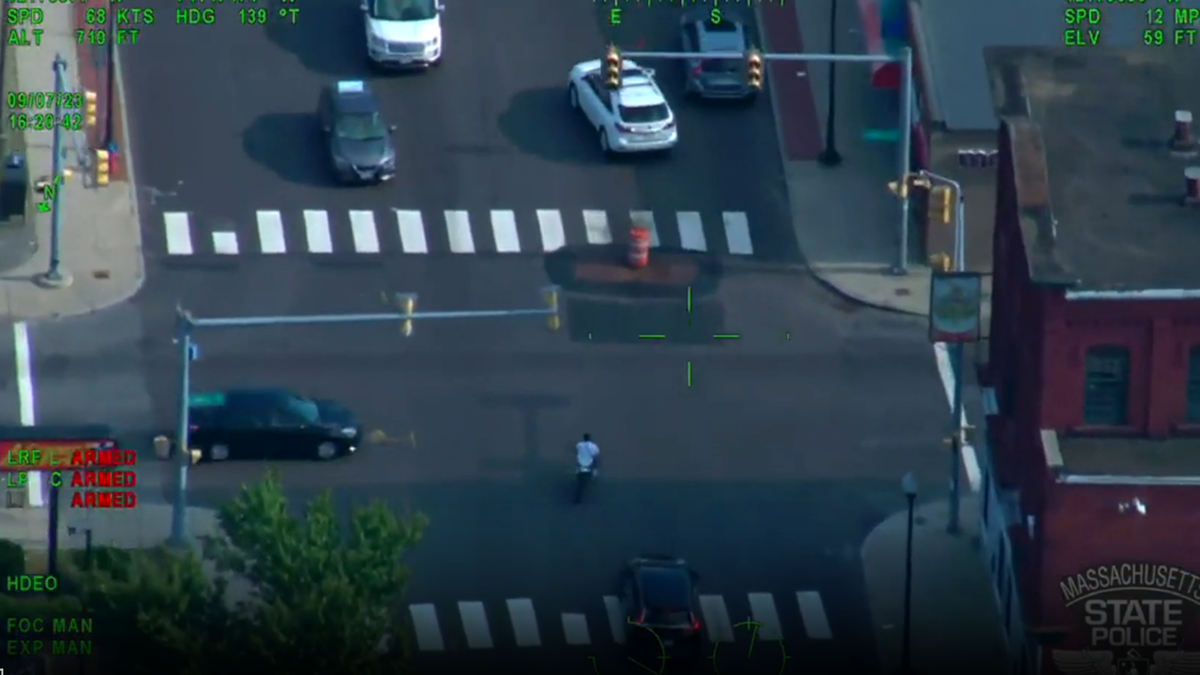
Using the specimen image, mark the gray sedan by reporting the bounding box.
[680,10,760,101]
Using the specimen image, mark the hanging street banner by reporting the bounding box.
[928,270,983,343]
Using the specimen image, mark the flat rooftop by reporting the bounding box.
[1055,436,1200,479]
[988,46,1200,292]
[912,0,1142,129]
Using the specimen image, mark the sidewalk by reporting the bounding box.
[0,501,220,551]
[861,497,1009,675]
[0,4,144,319]
[759,0,993,321]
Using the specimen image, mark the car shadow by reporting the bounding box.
[241,113,333,187]
[263,0,366,77]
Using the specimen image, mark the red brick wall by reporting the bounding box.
[1038,482,1200,643]
[1038,297,1200,435]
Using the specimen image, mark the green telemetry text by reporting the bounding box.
[610,7,724,25]
[6,617,93,658]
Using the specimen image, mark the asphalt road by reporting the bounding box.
[124,1,797,263]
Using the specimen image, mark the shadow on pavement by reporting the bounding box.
[498,87,634,165]
[242,113,332,188]
[0,218,37,274]
[566,296,726,345]
[263,0,365,77]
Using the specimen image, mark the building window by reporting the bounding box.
[1083,346,1130,426]
[1188,347,1200,423]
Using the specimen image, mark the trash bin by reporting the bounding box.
[0,152,29,222]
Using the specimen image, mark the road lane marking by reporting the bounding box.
[303,210,333,253]
[562,612,590,646]
[630,210,659,246]
[457,601,494,649]
[13,322,41,506]
[934,342,982,491]
[747,593,783,641]
[603,595,626,644]
[796,591,831,639]
[506,598,541,647]
[164,212,193,255]
[408,603,444,652]
[445,210,476,253]
[723,212,753,255]
[490,210,521,253]
[256,210,286,254]
[583,210,613,244]
[395,210,428,254]
[677,211,707,251]
[537,209,566,252]
[212,232,239,255]
[350,210,381,253]
[699,595,735,643]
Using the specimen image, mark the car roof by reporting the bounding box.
[328,80,380,113]
[188,388,294,409]
[615,78,666,107]
[695,15,747,52]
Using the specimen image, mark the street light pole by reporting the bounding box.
[817,0,841,167]
[901,471,918,675]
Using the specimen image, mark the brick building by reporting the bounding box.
[978,47,1200,675]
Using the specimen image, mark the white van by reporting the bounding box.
[362,0,443,69]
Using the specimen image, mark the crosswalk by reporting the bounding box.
[405,590,832,652]
[158,208,756,257]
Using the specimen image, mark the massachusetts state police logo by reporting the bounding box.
[1053,564,1200,675]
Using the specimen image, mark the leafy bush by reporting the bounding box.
[0,538,25,579]
[69,545,133,578]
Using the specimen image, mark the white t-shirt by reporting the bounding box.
[576,441,600,468]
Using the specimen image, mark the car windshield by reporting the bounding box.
[284,395,321,424]
[335,112,387,141]
[618,104,670,124]
[370,0,437,21]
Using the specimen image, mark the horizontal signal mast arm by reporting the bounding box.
[619,51,903,63]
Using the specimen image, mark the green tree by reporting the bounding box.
[201,471,427,674]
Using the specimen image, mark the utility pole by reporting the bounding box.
[618,47,914,273]
[36,54,72,289]
[167,287,562,546]
[817,0,842,167]
[103,7,116,151]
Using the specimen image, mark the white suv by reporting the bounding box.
[362,0,443,69]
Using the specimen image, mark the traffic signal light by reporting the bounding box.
[188,448,203,465]
[84,90,97,127]
[398,292,416,336]
[745,48,763,89]
[930,185,954,224]
[605,45,622,89]
[94,149,109,186]
[542,285,561,331]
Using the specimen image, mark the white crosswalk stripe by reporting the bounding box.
[796,591,832,639]
[350,210,381,253]
[256,210,286,254]
[303,210,333,253]
[445,210,475,253]
[536,209,566,252]
[395,209,428,253]
[402,590,829,653]
[158,209,757,257]
[212,231,239,255]
[457,601,494,649]
[506,598,541,647]
[677,211,707,251]
[491,210,521,253]
[164,212,193,255]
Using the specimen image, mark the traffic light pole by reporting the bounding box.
[166,287,562,547]
[35,55,72,289]
[620,48,916,274]
[916,170,967,534]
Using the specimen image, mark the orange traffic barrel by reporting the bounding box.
[628,226,650,268]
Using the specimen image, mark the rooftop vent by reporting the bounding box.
[1183,167,1200,205]
[956,149,998,169]
[1170,110,1198,156]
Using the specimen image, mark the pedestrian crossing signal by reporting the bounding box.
[931,185,954,224]
[746,49,763,89]
[605,45,622,90]
[84,90,97,127]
